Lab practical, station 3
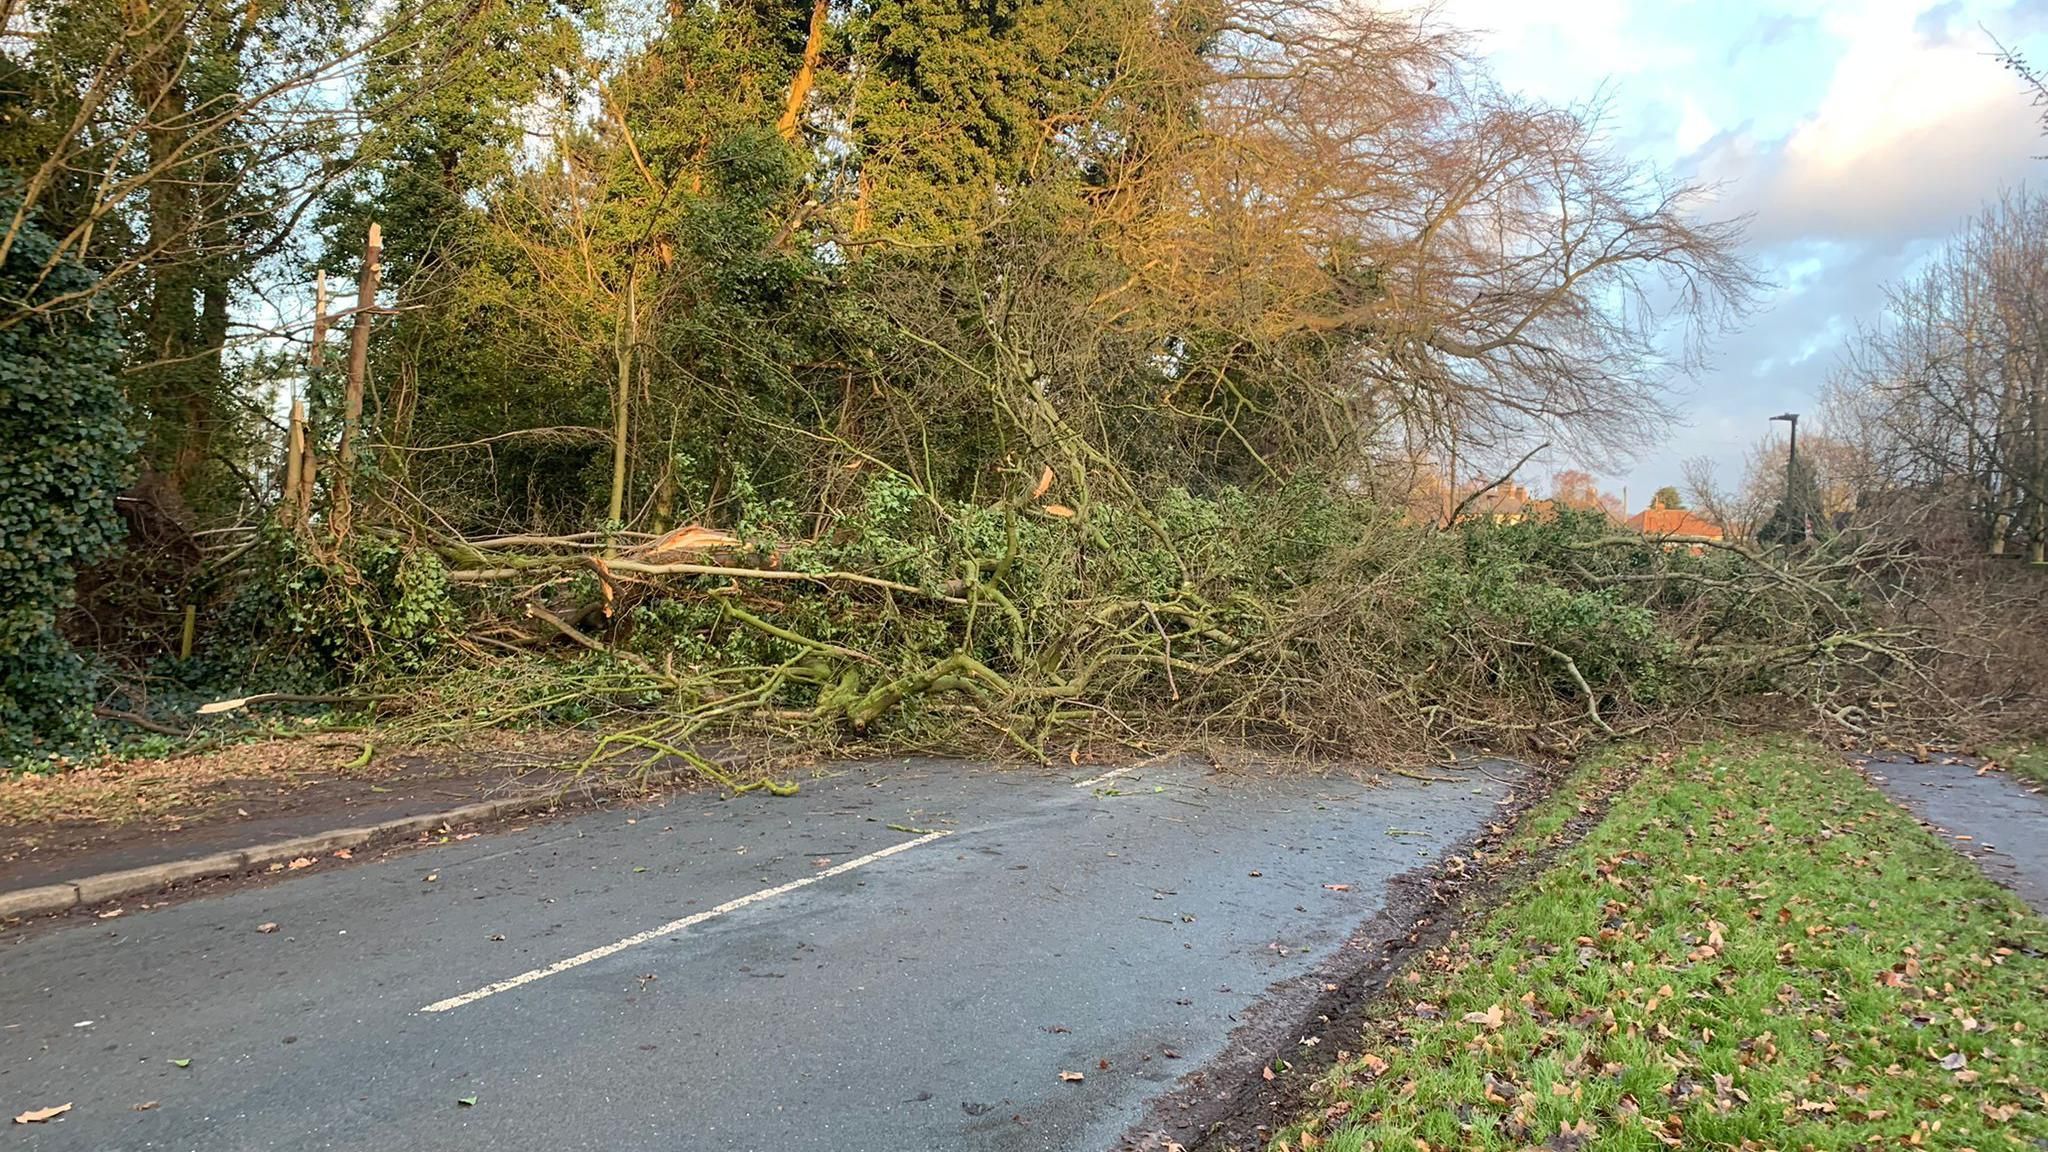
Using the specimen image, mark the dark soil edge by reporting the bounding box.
[1117,756,1640,1152]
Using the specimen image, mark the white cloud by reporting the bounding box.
[1770,8,2036,232]
[1675,97,1718,154]
[1426,0,2048,500]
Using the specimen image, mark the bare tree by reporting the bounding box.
[1831,190,2048,560]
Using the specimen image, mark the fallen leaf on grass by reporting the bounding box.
[1462,1003,1506,1030]
[1938,1051,1968,1072]
[1552,1117,1595,1150]
[13,1104,71,1124]
[256,922,278,934]
[1058,1071,1084,1083]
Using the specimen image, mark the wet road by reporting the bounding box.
[1857,753,2048,915]
[0,756,1520,1151]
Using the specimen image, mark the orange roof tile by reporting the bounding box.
[1626,507,1723,538]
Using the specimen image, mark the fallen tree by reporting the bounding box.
[166,474,1984,779]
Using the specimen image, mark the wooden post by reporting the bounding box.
[179,604,197,661]
[332,225,381,541]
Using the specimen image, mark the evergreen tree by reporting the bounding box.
[0,200,135,759]
[1760,455,1825,546]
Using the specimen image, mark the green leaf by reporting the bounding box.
[457,1096,477,1107]
[171,1059,191,1068]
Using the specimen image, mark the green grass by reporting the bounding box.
[1992,744,2048,789]
[1274,741,2048,1151]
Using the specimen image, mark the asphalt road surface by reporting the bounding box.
[1,756,1521,1151]
[1858,753,2048,915]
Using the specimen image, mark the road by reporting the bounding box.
[0,756,1520,1151]
[1858,753,2048,915]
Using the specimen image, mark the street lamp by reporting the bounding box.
[1770,412,1799,465]
[1769,412,1805,543]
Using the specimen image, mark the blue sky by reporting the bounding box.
[1437,0,2048,505]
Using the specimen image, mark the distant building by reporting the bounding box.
[1625,505,1722,537]
[1625,505,1723,553]
[1460,482,1548,525]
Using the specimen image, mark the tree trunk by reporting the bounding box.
[332,222,382,542]
[1990,480,2012,556]
[776,0,830,142]
[140,57,205,503]
[608,265,637,533]
[300,270,327,521]
[283,398,306,528]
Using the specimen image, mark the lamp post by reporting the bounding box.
[1770,412,1799,465]
[1770,412,1804,542]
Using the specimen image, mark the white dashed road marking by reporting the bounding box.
[1072,765,1138,790]
[420,831,951,1013]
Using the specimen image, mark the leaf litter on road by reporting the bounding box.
[13,1104,71,1124]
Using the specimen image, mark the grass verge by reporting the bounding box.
[1268,741,2048,1151]
[1991,744,2048,790]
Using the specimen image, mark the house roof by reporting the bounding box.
[1626,506,1723,538]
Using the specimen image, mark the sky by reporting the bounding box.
[1434,0,2048,507]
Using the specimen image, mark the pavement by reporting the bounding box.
[0,755,1522,1151]
[1857,754,2048,915]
